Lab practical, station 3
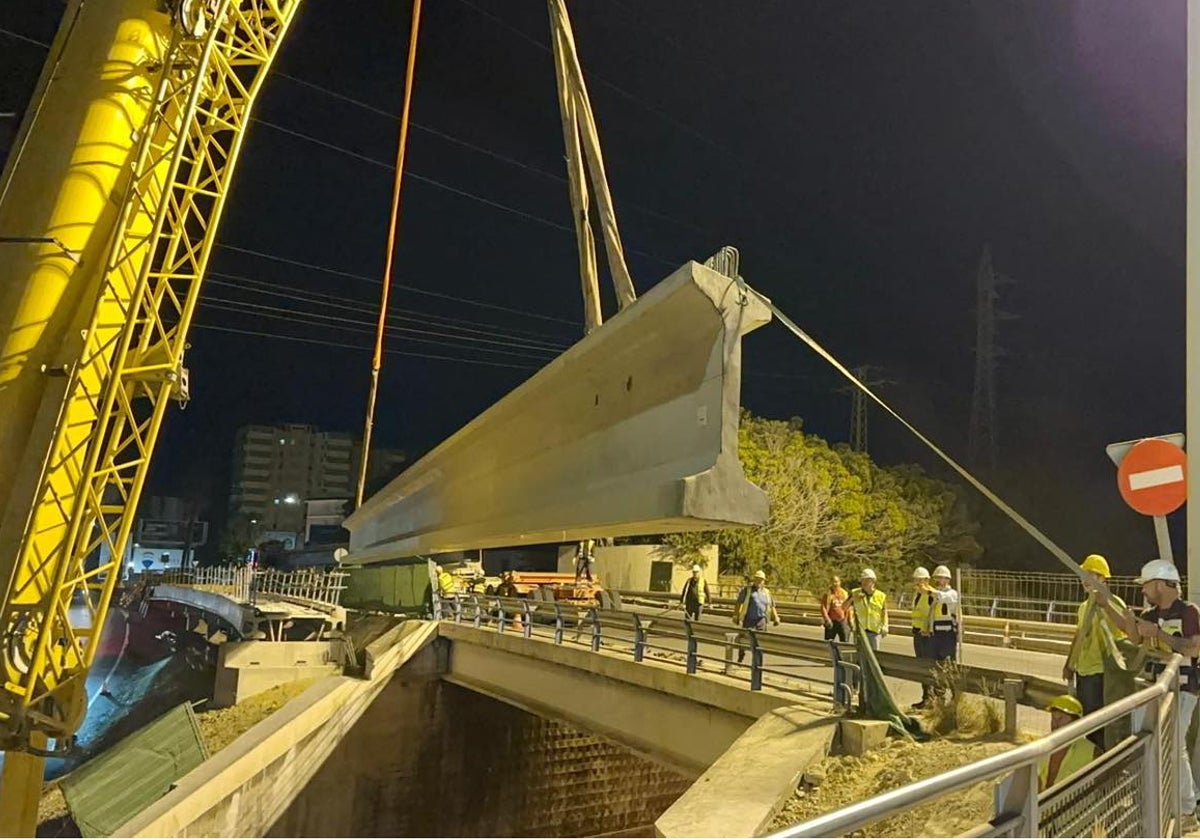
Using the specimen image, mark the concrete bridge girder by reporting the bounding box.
[344,260,771,564]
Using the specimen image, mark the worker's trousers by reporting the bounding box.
[1179,691,1200,813]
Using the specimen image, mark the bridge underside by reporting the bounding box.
[343,260,771,564]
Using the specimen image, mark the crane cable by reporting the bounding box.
[547,0,637,334]
[356,0,423,510]
[738,278,1088,583]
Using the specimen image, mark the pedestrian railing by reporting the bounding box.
[618,589,1075,654]
[255,568,348,611]
[437,592,843,699]
[156,565,254,602]
[435,593,1064,712]
[768,655,1183,839]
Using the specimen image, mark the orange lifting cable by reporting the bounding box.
[356,0,424,509]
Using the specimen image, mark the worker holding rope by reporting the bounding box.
[1063,554,1126,750]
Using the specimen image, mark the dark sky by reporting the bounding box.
[0,1,1188,573]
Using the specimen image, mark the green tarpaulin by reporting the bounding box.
[59,702,208,837]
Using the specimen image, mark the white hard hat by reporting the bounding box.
[861,568,877,580]
[1136,558,1182,584]
[932,565,952,579]
[691,564,702,573]
[435,565,444,573]
[753,570,766,580]
[912,566,930,579]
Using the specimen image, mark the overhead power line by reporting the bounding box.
[276,72,712,236]
[206,271,573,347]
[200,298,560,361]
[0,27,50,48]
[194,323,541,371]
[215,242,581,326]
[250,116,677,268]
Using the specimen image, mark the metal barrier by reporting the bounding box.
[618,589,1076,654]
[152,566,348,611]
[255,568,348,611]
[769,655,1184,839]
[438,593,841,700]
[437,594,1065,713]
[155,565,254,602]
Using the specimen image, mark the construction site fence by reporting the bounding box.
[716,568,1163,626]
[769,655,1184,839]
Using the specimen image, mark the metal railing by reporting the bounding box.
[435,593,1065,712]
[618,589,1075,654]
[155,565,254,602]
[255,568,348,611]
[152,566,347,611]
[437,592,844,700]
[769,655,1183,839]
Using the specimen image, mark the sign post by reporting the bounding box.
[1106,434,1187,565]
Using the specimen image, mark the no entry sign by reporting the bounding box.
[1116,438,1188,516]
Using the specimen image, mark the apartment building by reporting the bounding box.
[228,424,405,536]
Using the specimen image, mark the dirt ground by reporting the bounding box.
[195,678,318,754]
[768,733,1025,837]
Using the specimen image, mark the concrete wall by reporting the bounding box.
[271,679,693,837]
[213,640,344,708]
[555,544,719,592]
[116,622,440,838]
[441,621,799,775]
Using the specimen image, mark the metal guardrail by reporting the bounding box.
[617,589,1075,654]
[437,593,1065,711]
[768,655,1183,839]
[156,565,254,602]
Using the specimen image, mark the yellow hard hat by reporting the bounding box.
[1045,694,1084,717]
[1080,554,1111,579]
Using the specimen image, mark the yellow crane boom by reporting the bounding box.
[0,0,299,832]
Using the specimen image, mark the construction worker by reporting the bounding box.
[574,539,595,584]
[926,565,960,665]
[734,570,781,663]
[1098,558,1200,820]
[1037,695,1097,791]
[435,565,457,600]
[680,564,710,621]
[910,566,936,709]
[820,575,851,643]
[849,569,888,650]
[496,569,520,598]
[1063,554,1126,750]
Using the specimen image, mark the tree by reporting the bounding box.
[666,412,983,593]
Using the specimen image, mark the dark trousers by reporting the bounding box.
[913,631,934,702]
[824,619,850,642]
[1076,672,1106,750]
[737,618,767,662]
[685,602,704,621]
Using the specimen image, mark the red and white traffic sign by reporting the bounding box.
[1116,438,1188,516]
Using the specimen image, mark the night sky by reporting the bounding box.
[0,1,1188,572]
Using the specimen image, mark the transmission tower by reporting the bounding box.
[968,245,1015,472]
[843,365,894,453]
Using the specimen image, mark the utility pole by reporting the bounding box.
[1188,0,1199,601]
[968,245,1015,473]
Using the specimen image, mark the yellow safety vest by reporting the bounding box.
[1038,739,1096,789]
[688,577,707,605]
[911,589,933,630]
[437,571,456,597]
[1073,594,1126,677]
[852,587,888,633]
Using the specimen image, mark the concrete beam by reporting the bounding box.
[344,260,770,563]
